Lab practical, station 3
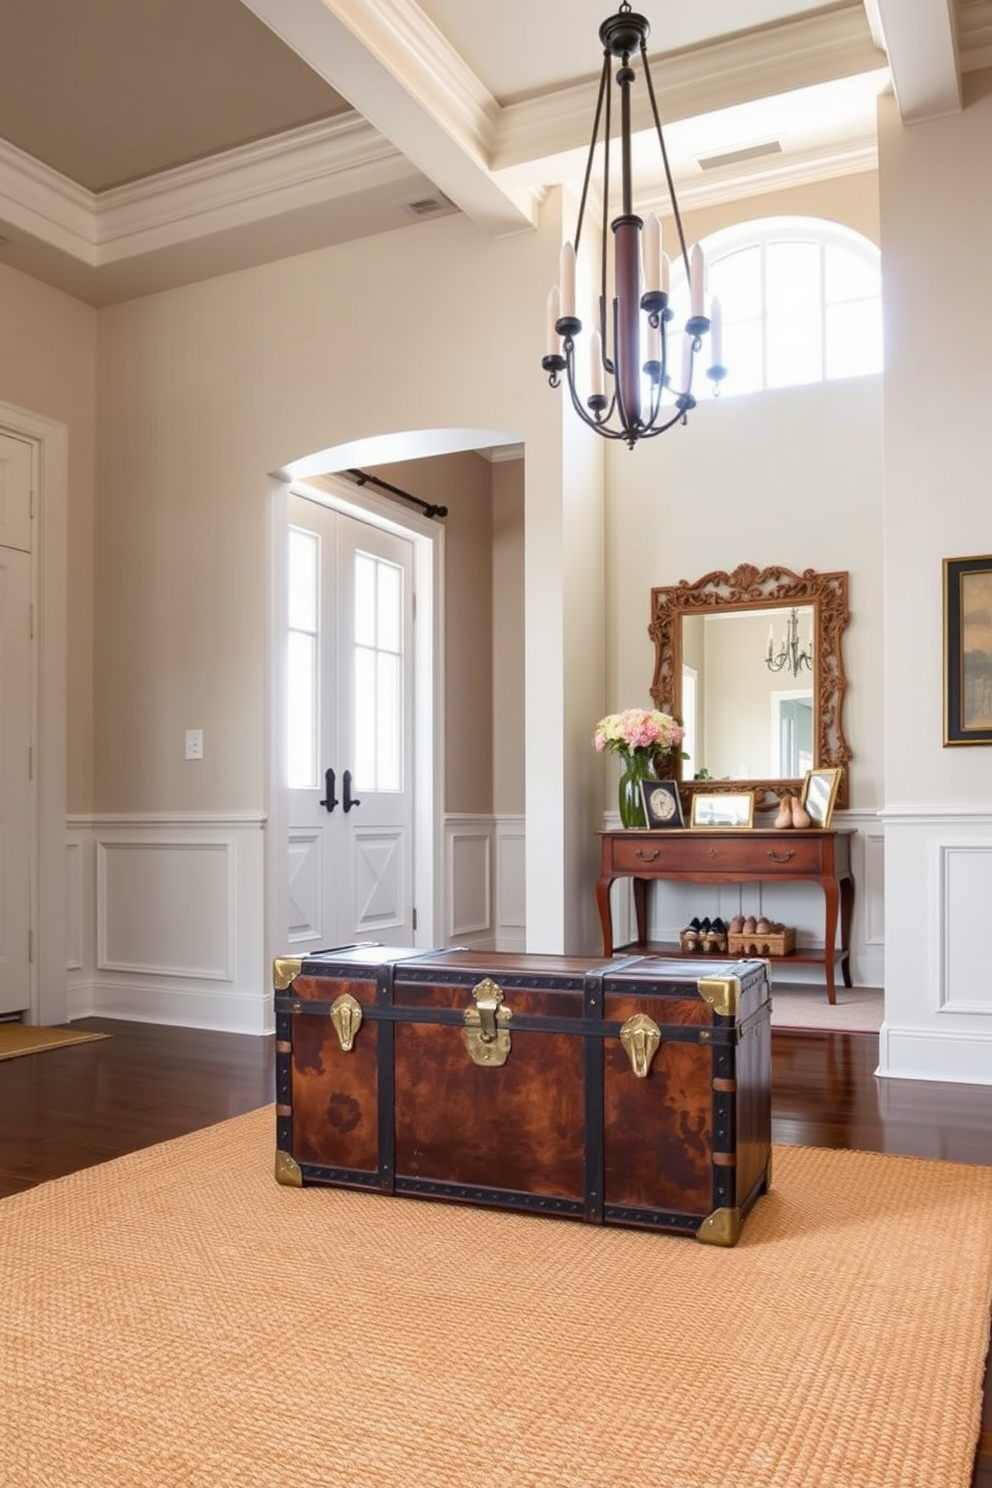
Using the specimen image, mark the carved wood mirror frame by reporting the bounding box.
[648,563,851,814]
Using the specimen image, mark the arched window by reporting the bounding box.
[669,217,882,399]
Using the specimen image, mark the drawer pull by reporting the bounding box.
[634,848,660,862]
[767,849,796,863]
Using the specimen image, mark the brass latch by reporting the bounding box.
[330,992,363,1052]
[619,1013,662,1077]
[463,978,512,1067]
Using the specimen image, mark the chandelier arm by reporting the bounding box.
[637,403,694,439]
[563,334,618,430]
[600,59,613,357]
[639,42,692,283]
[575,56,611,257]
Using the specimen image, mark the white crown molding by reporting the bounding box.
[0,115,420,269]
[0,136,97,261]
[95,116,412,260]
[322,0,499,164]
[648,140,879,215]
[492,7,883,177]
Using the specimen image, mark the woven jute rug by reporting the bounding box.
[0,1023,109,1060]
[2,1108,990,1488]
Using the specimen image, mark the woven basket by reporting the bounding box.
[679,929,728,954]
[727,926,796,957]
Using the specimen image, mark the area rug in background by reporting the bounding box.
[770,983,885,1034]
[2,1108,990,1488]
[0,1023,109,1060]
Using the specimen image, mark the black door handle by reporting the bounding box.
[319,767,338,814]
[343,769,361,813]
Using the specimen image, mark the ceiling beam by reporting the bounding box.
[237,0,538,236]
[866,0,961,120]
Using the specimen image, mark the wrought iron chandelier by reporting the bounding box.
[765,609,813,677]
[541,3,725,450]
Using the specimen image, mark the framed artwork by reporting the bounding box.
[641,778,685,828]
[690,791,754,829]
[944,556,992,746]
[801,767,841,828]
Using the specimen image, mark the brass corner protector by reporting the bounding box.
[273,957,303,992]
[697,1206,742,1248]
[697,975,741,1019]
[275,1150,303,1188]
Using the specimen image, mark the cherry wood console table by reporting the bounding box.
[596,828,855,1004]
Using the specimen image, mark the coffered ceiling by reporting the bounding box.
[0,0,986,305]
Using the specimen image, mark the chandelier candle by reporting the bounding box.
[541,3,727,448]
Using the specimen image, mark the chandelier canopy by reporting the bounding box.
[765,609,813,677]
[541,3,726,449]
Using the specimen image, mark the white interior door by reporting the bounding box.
[0,432,34,1016]
[287,493,415,954]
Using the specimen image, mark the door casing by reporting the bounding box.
[266,471,442,997]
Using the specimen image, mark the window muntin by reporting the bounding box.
[353,551,403,792]
[287,526,319,789]
[666,218,882,399]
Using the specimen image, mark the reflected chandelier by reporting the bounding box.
[765,609,813,677]
[541,2,726,449]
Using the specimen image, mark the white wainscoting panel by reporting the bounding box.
[939,843,992,1013]
[98,839,234,979]
[880,811,992,1085]
[66,816,269,1034]
[495,817,526,950]
[444,816,494,948]
[65,837,84,972]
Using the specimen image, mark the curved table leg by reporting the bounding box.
[596,874,615,957]
[840,874,855,988]
[821,876,840,1005]
[632,878,649,948]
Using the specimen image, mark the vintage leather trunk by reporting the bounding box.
[273,947,771,1246]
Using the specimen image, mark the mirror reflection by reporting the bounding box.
[682,606,814,780]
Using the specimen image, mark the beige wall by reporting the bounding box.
[605,373,884,811]
[0,261,97,813]
[94,211,561,815]
[879,70,992,808]
[675,169,880,247]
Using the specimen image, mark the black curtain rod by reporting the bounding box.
[346,468,448,520]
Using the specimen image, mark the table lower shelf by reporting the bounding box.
[613,940,850,970]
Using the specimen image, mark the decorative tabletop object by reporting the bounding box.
[593,708,686,829]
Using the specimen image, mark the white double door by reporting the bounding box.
[0,432,34,1016]
[287,493,415,954]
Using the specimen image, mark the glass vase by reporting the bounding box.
[618,752,655,830]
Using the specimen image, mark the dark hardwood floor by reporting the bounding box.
[1,1019,990,1483]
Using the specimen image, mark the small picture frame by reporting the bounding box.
[944,555,992,746]
[640,778,685,829]
[801,767,841,828]
[690,791,754,830]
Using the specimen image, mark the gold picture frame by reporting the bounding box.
[690,791,754,829]
[800,767,841,828]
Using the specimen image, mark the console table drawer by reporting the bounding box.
[608,835,827,876]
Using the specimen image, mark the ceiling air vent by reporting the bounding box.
[403,194,456,218]
[697,140,783,171]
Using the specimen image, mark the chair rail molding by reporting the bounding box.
[66,814,268,1034]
